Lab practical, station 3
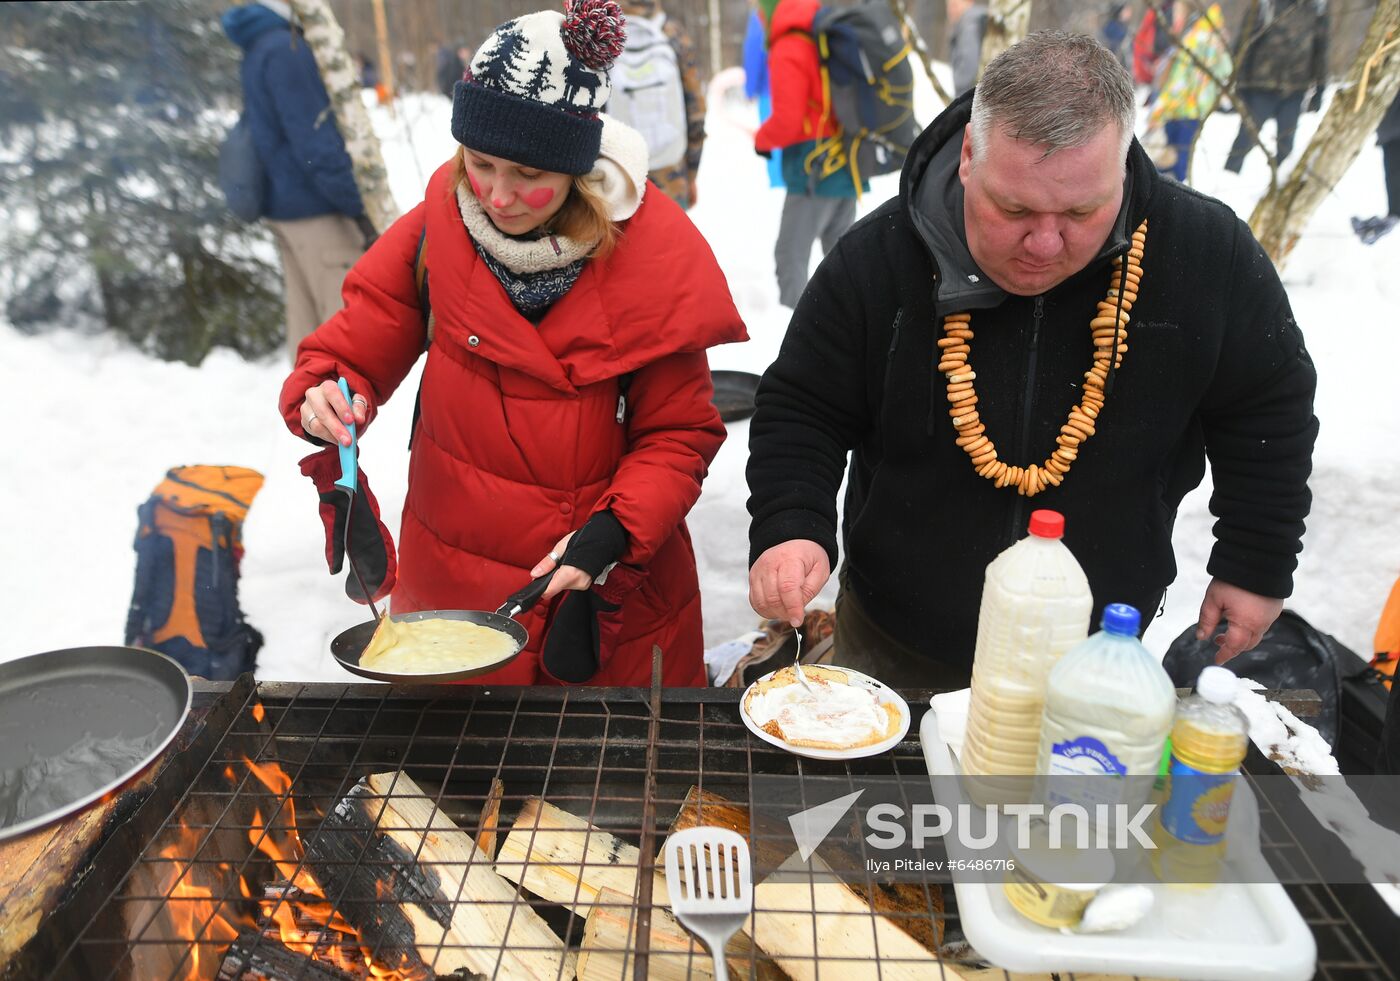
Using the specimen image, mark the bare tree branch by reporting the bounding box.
[1148,0,1274,186]
[888,0,953,106]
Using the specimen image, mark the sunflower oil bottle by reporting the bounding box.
[1150,666,1250,888]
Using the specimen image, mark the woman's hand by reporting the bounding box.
[299,380,370,447]
[532,531,594,600]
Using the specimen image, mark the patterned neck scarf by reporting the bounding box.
[456,185,598,320]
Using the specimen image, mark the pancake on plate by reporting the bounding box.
[358,616,517,675]
[744,664,902,750]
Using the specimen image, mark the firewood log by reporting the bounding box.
[306,772,574,980]
[493,797,664,916]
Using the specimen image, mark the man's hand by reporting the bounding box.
[749,540,831,628]
[1196,578,1284,664]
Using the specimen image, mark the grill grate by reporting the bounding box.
[18,677,1396,981]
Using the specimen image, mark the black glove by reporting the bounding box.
[557,510,627,580]
[1306,89,1323,113]
[541,510,629,684]
[755,147,772,160]
[354,213,379,250]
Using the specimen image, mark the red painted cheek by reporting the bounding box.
[522,187,555,209]
[467,174,485,198]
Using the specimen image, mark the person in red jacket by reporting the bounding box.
[280,1,747,687]
[755,0,860,308]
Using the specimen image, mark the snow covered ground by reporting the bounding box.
[3,67,1398,684]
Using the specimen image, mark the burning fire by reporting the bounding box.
[149,755,432,979]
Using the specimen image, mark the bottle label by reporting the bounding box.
[1045,735,1127,811]
[1160,758,1236,845]
[1048,735,1127,777]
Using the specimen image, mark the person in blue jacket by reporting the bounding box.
[221,0,375,358]
[742,8,783,188]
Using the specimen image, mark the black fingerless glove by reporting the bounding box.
[542,510,629,684]
[558,510,627,580]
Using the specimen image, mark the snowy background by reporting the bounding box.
[3,63,1397,682]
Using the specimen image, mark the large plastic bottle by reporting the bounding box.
[1150,666,1250,887]
[960,510,1093,803]
[1034,603,1177,815]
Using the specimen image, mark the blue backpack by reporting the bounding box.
[219,115,265,222]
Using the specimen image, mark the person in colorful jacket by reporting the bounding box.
[280,2,747,687]
[755,0,864,308]
[1146,3,1232,183]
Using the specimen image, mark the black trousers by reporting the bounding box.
[1225,88,1306,172]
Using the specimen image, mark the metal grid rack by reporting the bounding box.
[19,674,1397,981]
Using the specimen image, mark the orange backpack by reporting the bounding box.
[124,466,264,679]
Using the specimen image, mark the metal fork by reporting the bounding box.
[664,827,752,981]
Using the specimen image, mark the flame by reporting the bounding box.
[156,840,242,977]
[138,755,436,979]
[232,757,426,978]
[252,701,266,723]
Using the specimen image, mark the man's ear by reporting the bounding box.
[958,124,974,185]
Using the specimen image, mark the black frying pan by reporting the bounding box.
[0,646,192,841]
[330,573,553,683]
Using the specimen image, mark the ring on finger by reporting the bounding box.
[548,551,561,563]
[352,395,367,407]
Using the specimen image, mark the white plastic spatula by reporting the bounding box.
[664,827,752,981]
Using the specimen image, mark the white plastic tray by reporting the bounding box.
[920,703,1316,981]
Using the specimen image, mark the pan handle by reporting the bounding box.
[334,376,358,493]
[496,572,553,619]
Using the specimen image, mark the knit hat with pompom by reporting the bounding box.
[452,0,626,176]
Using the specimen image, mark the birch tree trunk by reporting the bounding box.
[288,0,399,233]
[979,0,1034,74]
[1249,2,1400,269]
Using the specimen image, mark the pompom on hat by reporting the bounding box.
[452,0,627,176]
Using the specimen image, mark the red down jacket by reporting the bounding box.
[280,162,747,686]
[754,0,840,153]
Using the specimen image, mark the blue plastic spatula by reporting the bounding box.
[334,376,382,622]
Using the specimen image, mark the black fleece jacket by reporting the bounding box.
[746,92,1318,672]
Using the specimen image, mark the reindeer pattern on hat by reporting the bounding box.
[471,13,608,113]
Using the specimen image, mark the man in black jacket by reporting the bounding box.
[746,31,1318,687]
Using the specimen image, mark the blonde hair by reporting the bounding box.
[451,147,618,259]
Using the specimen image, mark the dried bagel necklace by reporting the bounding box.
[938,219,1147,497]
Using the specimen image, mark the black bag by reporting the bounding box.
[806,2,920,188]
[219,115,265,222]
[1162,609,1369,749]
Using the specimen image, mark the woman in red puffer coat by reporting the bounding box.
[279,2,746,686]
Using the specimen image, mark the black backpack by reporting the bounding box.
[1162,609,1369,749]
[803,2,921,193]
[219,114,265,222]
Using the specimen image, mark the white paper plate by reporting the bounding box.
[739,665,911,760]
[920,705,1317,981]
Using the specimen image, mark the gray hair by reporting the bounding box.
[969,31,1135,166]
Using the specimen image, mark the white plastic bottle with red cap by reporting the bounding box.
[960,509,1093,802]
